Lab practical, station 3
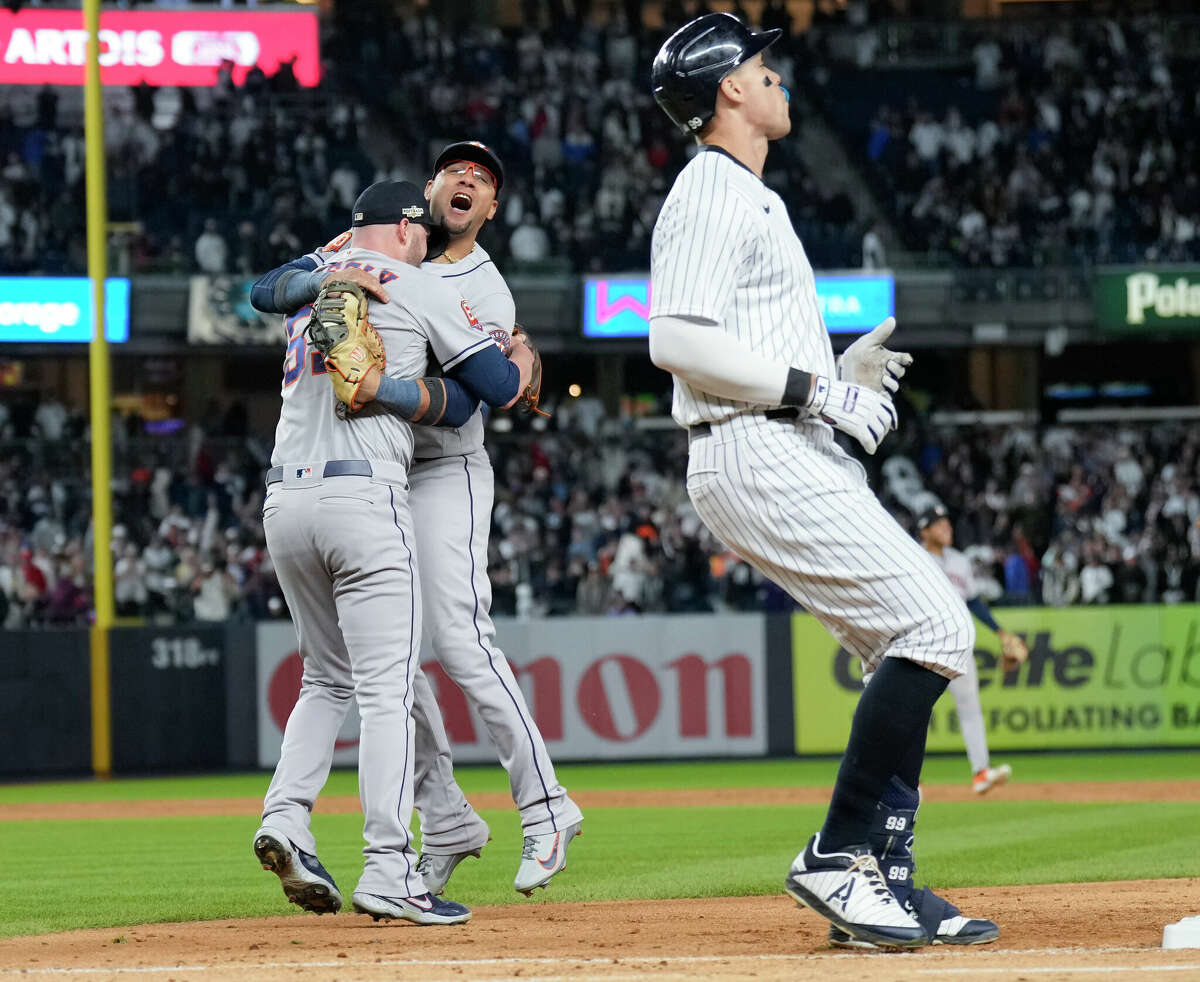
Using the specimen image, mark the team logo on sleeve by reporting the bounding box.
[490,329,513,354]
[461,300,481,330]
[319,230,351,254]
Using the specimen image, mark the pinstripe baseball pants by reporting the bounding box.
[686,415,973,679]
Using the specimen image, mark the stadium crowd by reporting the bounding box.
[812,16,1200,265]
[2,394,1199,628]
[5,10,1198,276]
[0,2,868,279]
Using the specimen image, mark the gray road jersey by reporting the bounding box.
[270,247,496,468]
[650,148,837,427]
[930,546,976,600]
[414,243,515,459]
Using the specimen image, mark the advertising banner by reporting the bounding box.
[0,277,129,343]
[0,9,320,87]
[582,273,894,338]
[188,276,282,345]
[792,606,1200,754]
[1095,267,1200,333]
[257,615,768,768]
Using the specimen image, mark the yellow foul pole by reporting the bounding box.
[84,0,113,778]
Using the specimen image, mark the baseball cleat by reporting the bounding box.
[351,891,471,925]
[415,847,482,896]
[972,764,1012,794]
[253,826,342,914]
[784,833,927,949]
[857,777,999,946]
[514,822,581,896]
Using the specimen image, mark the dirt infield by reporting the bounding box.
[3,779,1198,822]
[2,880,1197,980]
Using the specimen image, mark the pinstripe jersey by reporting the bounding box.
[301,235,513,460]
[650,146,836,426]
[270,247,497,468]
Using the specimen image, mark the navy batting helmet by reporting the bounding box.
[651,13,781,135]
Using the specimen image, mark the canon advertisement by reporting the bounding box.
[0,9,319,87]
[256,615,768,768]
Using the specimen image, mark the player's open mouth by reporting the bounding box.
[449,192,473,214]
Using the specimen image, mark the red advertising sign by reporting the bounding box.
[255,615,768,768]
[0,9,320,87]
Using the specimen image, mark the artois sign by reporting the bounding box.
[1095,267,1200,332]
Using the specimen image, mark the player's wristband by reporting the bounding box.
[804,374,832,415]
[783,368,815,408]
[375,375,448,424]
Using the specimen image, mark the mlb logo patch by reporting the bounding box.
[296,466,312,479]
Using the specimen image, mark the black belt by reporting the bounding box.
[689,407,799,439]
[265,459,373,486]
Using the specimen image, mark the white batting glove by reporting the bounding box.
[837,317,913,395]
[806,375,897,455]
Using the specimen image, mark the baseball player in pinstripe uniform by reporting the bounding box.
[253,181,538,925]
[917,504,1024,794]
[252,145,582,899]
[649,14,999,949]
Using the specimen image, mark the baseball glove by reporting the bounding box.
[998,630,1029,672]
[305,280,386,412]
[511,324,549,417]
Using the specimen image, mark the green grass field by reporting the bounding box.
[1,751,1196,939]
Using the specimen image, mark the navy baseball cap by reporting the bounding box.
[433,141,505,194]
[917,504,950,530]
[351,180,449,258]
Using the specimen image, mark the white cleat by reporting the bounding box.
[415,847,482,896]
[514,823,581,896]
[972,764,1012,795]
[784,833,927,949]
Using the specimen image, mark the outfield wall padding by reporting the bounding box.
[110,625,247,772]
[0,630,91,776]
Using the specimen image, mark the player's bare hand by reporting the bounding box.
[322,267,389,304]
[838,317,913,395]
[503,342,535,409]
[806,375,897,455]
[998,630,1029,672]
[353,365,381,406]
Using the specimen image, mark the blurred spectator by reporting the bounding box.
[194,219,228,275]
[192,559,238,621]
[510,213,550,264]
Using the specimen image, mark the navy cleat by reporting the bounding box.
[351,890,472,925]
[253,826,342,914]
[828,778,999,948]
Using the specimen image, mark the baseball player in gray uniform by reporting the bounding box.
[649,14,998,950]
[253,181,535,925]
[251,144,583,899]
[917,504,1024,794]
